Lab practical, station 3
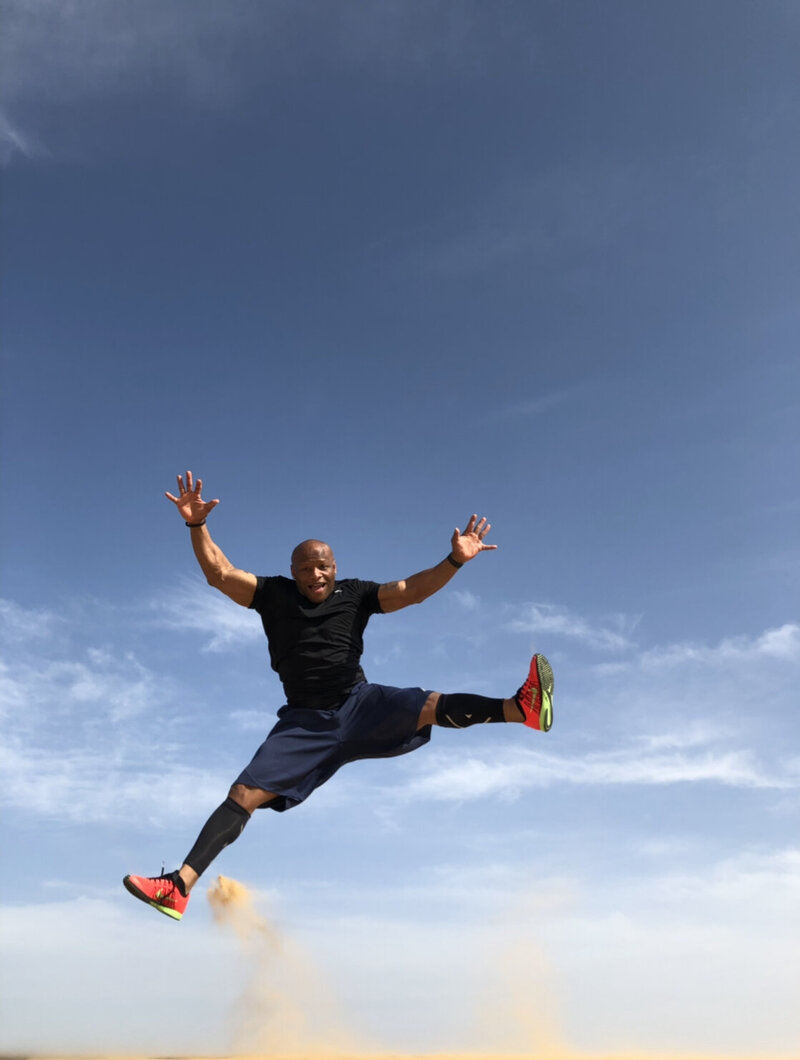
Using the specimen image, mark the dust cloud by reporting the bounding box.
[207,874,369,1058]
[200,876,772,1060]
[206,874,578,1060]
[473,934,572,1059]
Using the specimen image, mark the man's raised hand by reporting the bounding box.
[165,471,220,525]
[450,514,497,564]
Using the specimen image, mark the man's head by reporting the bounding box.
[290,539,337,603]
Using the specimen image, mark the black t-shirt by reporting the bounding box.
[249,575,383,708]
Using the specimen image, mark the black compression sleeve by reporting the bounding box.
[183,797,251,877]
[435,693,506,728]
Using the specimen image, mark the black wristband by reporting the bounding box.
[185,520,206,528]
[446,553,463,569]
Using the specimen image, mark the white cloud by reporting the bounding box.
[0,894,240,1056]
[631,621,800,669]
[0,0,544,171]
[450,587,480,611]
[0,0,249,106]
[0,1,527,117]
[0,595,235,825]
[0,734,231,826]
[1,638,167,724]
[0,595,62,641]
[637,718,733,750]
[0,108,45,163]
[509,601,638,652]
[150,575,262,651]
[393,738,794,806]
[753,622,800,657]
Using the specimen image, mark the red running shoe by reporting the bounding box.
[123,871,189,921]
[514,654,554,731]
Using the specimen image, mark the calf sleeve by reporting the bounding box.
[183,796,251,877]
[435,693,506,728]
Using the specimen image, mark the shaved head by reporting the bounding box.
[290,540,337,603]
[291,539,333,568]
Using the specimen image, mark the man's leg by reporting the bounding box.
[123,783,275,920]
[177,783,276,892]
[417,654,553,732]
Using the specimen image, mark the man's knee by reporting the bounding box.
[228,783,276,812]
[417,692,441,730]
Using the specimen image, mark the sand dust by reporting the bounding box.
[197,877,790,1060]
[474,935,572,1059]
[207,875,369,1058]
[205,874,577,1060]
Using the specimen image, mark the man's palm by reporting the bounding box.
[165,471,219,524]
[451,514,497,563]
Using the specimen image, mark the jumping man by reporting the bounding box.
[123,471,554,920]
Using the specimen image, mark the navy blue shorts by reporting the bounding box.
[234,682,432,812]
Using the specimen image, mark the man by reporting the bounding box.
[123,471,553,921]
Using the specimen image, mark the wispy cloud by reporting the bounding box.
[0,0,532,166]
[0,0,262,164]
[639,622,800,667]
[450,588,480,612]
[0,109,45,164]
[150,575,262,651]
[0,636,166,724]
[0,596,63,642]
[391,737,795,806]
[0,0,252,107]
[590,621,800,675]
[509,601,639,652]
[3,592,797,829]
[0,738,228,826]
[499,388,578,420]
[421,163,642,278]
[0,594,233,825]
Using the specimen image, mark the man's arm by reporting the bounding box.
[165,471,257,608]
[377,514,496,614]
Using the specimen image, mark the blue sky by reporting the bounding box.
[1,1,799,1056]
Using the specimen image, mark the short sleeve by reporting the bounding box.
[248,575,269,612]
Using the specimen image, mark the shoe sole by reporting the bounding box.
[536,654,554,733]
[123,875,184,921]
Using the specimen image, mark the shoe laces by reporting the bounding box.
[149,866,177,889]
[515,673,539,713]
[517,675,533,699]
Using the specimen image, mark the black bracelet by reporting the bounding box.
[185,520,206,528]
[446,553,463,569]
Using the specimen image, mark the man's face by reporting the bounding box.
[290,541,337,604]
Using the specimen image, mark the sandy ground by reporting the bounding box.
[6,1053,791,1060]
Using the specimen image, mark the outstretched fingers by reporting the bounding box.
[451,514,498,562]
[465,513,496,547]
[164,470,219,518]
